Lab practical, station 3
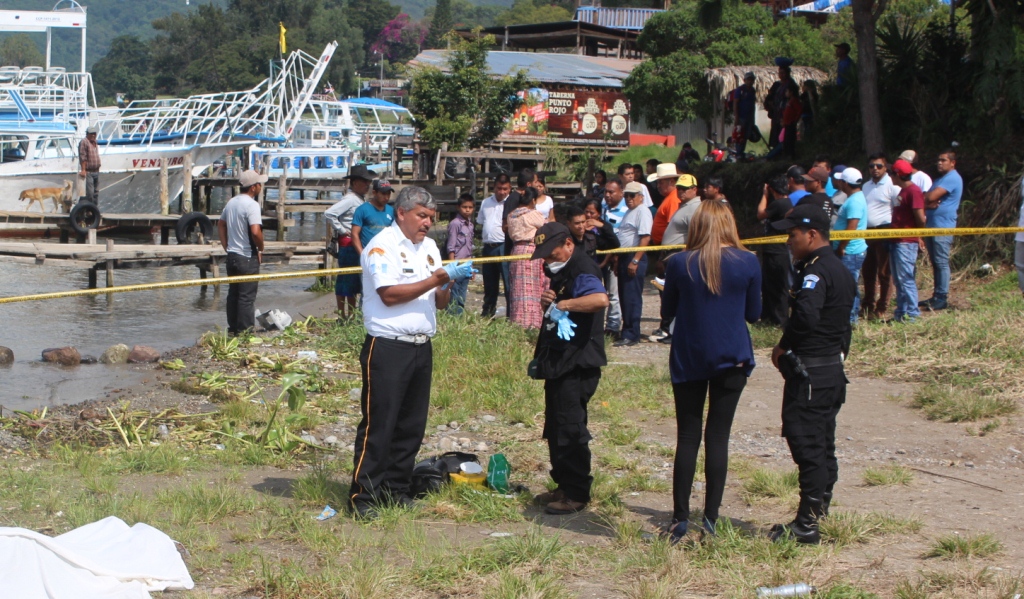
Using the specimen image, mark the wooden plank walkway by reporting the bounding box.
[0,240,329,289]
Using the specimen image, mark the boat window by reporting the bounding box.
[37,137,70,159]
[0,135,28,163]
[272,157,285,169]
[293,157,312,169]
[313,130,326,141]
[378,109,405,125]
[315,156,333,168]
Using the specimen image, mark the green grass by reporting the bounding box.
[819,511,923,547]
[911,384,1018,422]
[862,465,914,487]
[926,533,1003,559]
[741,467,800,503]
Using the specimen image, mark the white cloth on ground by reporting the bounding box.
[0,516,194,598]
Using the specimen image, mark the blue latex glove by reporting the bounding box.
[549,306,577,341]
[443,260,478,282]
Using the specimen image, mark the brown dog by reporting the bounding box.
[19,180,73,213]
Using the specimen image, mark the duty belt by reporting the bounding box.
[387,334,430,345]
[796,354,844,367]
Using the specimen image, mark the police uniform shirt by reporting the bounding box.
[361,222,443,338]
[778,246,856,357]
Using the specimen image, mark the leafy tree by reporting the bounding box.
[373,14,428,63]
[494,0,572,26]
[90,35,153,104]
[410,34,531,150]
[0,34,44,67]
[624,1,831,130]
[426,0,454,48]
[347,0,402,64]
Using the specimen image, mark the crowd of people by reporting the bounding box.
[215,147,966,542]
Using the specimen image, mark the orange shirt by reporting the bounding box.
[651,189,680,245]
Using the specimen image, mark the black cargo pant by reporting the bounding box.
[781,359,847,503]
[225,252,260,335]
[543,367,601,504]
[350,336,432,509]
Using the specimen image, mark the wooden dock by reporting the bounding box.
[0,239,329,289]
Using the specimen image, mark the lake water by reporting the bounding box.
[0,204,339,411]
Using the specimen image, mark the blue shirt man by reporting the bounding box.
[352,179,395,253]
[920,150,963,309]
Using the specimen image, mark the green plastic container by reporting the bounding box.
[486,453,511,493]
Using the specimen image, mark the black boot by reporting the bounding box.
[822,491,832,518]
[769,496,823,545]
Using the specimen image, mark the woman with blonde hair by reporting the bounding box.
[661,199,761,542]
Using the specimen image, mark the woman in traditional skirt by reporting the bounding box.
[506,187,549,329]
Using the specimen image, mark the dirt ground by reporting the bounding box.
[12,279,1024,597]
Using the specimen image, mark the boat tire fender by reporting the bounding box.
[175,212,214,244]
[69,202,101,234]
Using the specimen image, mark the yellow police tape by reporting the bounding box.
[0,226,1021,305]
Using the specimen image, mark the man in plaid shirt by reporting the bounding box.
[79,126,102,206]
[446,193,476,314]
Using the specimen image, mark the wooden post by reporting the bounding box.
[87,228,97,245]
[434,142,447,186]
[88,267,97,289]
[278,162,288,240]
[159,158,169,215]
[105,238,114,287]
[182,152,193,213]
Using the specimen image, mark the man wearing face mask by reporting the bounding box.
[530,222,610,516]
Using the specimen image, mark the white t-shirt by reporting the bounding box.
[911,170,932,194]
[361,222,443,338]
[536,196,553,220]
[221,193,262,258]
[477,194,508,243]
[616,205,653,248]
[862,174,900,228]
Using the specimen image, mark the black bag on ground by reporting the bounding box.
[410,451,480,498]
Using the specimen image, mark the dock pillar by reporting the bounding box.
[88,267,97,289]
[278,163,288,241]
[105,238,114,288]
[87,228,97,245]
[159,158,169,216]
[182,153,194,213]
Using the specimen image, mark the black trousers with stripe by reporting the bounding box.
[349,335,432,508]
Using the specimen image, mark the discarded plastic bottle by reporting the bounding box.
[756,583,815,597]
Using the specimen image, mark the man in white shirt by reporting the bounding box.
[478,173,512,317]
[350,186,474,518]
[861,153,901,318]
[325,164,373,317]
[899,150,932,193]
[217,169,266,336]
[614,181,653,347]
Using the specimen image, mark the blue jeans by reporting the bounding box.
[889,242,920,321]
[924,235,953,301]
[841,251,866,324]
[447,278,469,315]
[617,255,647,341]
[481,242,509,317]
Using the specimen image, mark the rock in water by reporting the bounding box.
[42,347,80,366]
[100,344,130,364]
[0,346,13,366]
[128,345,161,363]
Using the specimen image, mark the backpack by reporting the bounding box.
[409,451,479,498]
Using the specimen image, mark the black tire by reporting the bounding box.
[69,202,101,235]
[490,158,513,174]
[444,157,462,179]
[175,212,214,244]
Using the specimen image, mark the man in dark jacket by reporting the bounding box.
[530,222,610,515]
[769,204,856,544]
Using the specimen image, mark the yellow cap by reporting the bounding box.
[676,174,697,188]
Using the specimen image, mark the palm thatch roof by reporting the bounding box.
[706,65,830,103]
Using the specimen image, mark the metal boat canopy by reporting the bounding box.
[0,1,88,73]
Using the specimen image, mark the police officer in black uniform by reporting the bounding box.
[768,204,856,544]
[529,222,610,515]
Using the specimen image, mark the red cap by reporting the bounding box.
[892,159,913,178]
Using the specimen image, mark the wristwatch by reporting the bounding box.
[631,258,639,265]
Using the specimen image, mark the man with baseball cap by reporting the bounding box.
[351,178,395,255]
[798,165,833,220]
[898,150,932,193]
[79,126,101,205]
[768,203,856,545]
[218,169,268,335]
[832,167,868,323]
[614,181,653,347]
[530,222,610,515]
[889,159,927,322]
[325,164,374,317]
